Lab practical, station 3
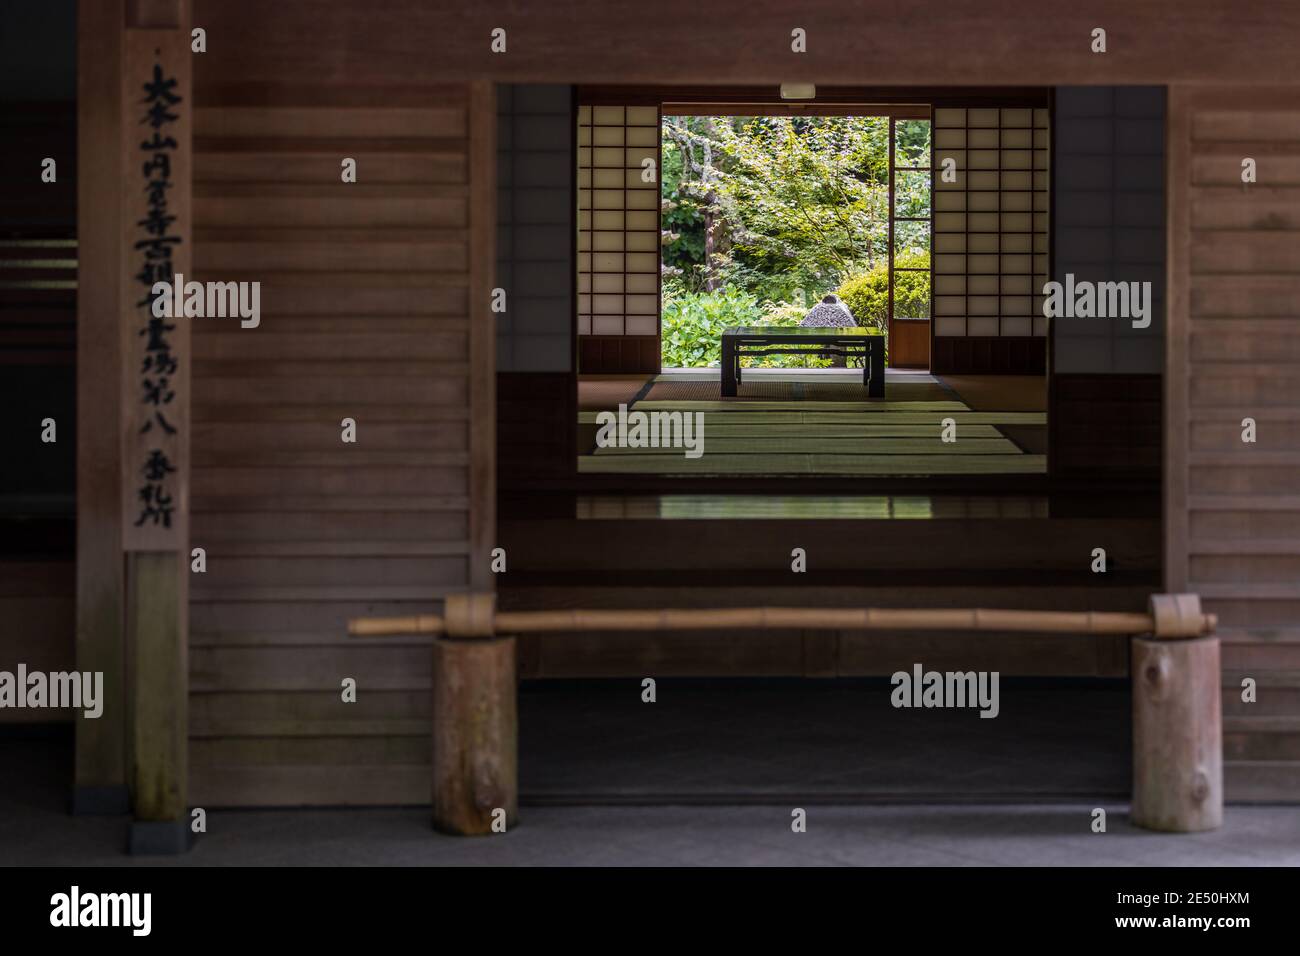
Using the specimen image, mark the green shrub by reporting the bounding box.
[835,252,931,332]
[753,301,806,327]
[660,289,762,367]
[749,300,824,367]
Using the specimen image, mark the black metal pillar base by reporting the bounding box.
[71,785,130,816]
[127,819,195,856]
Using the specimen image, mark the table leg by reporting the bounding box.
[722,337,737,397]
[868,340,885,397]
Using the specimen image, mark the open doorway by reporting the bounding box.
[575,92,1049,479]
[658,107,931,373]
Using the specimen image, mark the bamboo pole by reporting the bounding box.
[349,601,1215,639]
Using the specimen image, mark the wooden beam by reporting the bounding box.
[190,1,1300,88]
[1166,85,1192,593]
[119,3,193,853]
[73,0,128,814]
[467,81,496,593]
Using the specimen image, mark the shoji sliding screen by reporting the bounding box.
[931,105,1050,373]
[576,103,662,373]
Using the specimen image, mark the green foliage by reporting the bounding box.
[658,115,933,367]
[660,119,713,292]
[661,115,932,303]
[711,115,889,302]
[662,291,867,369]
[660,289,761,368]
[835,252,931,333]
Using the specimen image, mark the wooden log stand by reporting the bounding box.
[350,592,1222,835]
[1131,595,1223,832]
[432,594,517,835]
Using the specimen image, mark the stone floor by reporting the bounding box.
[4,793,1299,867]
[3,680,1298,866]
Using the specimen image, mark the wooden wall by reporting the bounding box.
[192,2,1300,88]
[1167,86,1300,802]
[170,3,1300,806]
[186,82,492,806]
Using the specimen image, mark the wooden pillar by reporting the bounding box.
[431,81,511,837]
[432,595,517,834]
[127,551,187,826]
[1131,596,1223,832]
[120,0,192,854]
[73,0,128,815]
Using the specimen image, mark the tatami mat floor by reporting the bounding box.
[578,371,1047,476]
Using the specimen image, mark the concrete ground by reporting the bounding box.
[5,798,1300,867]
[4,724,1300,866]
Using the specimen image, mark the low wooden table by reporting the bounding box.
[720,326,886,397]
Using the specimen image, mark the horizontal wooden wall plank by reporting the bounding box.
[197,555,466,588]
[192,466,466,497]
[192,377,467,405]
[193,331,467,360]
[1225,761,1300,803]
[194,106,466,138]
[191,690,431,723]
[1191,375,1300,406]
[194,195,466,229]
[191,494,468,513]
[1191,274,1300,316]
[193,736,430,765]
[195,152,466,184]
[191,645,434,691]
[1193,111,1300,142]
[1191,328,1300,362]
[1206,599,1300,632]
[1222,643,1300,672]
[191,763,428,807]
[1192,155,1300,187]
[193,421,467,452]
[193,450,468,468]
[195,226,468,244]
[191,600,440,635]
[1195,583,1300,600]
[199,539,468,557]
[192,718,428,737]
[192,585,456,602]
[194,239,468,272]
[1192,555,1300,582]
[193,358,468,379]
[1192,234,1300,274]
[1191,512,1300,539]
[1191,469,1300,499]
